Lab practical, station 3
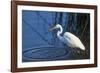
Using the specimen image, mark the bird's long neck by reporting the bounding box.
[57,25,63,40]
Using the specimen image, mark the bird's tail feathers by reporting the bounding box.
[79,43,85,50]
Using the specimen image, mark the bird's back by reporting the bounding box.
[63,32,85,50]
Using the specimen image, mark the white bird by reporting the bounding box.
[49,24,85,51]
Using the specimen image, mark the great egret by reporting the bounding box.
[49,24,85,51]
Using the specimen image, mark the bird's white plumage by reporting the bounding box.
[49,24,85,51]
[63,32,85,50]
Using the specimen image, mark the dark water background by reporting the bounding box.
[22,10,90,62]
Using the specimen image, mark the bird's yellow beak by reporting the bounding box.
[49,26,56,31]
[49,25,57,31]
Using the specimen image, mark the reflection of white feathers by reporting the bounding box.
[49,24,85,50]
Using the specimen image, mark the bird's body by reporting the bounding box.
[49,24,85,51]
[63,32,85,50]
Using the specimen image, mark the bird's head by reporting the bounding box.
[49,24,61,31]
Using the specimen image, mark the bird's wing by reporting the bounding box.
[63,32,77,47]
[64,32,85,50]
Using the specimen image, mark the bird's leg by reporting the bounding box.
[74,48,82,58]
[72,48,78,54]
[77,50,81,55]
[71,48,77,56]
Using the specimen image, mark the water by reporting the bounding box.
[22,47,72,62]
